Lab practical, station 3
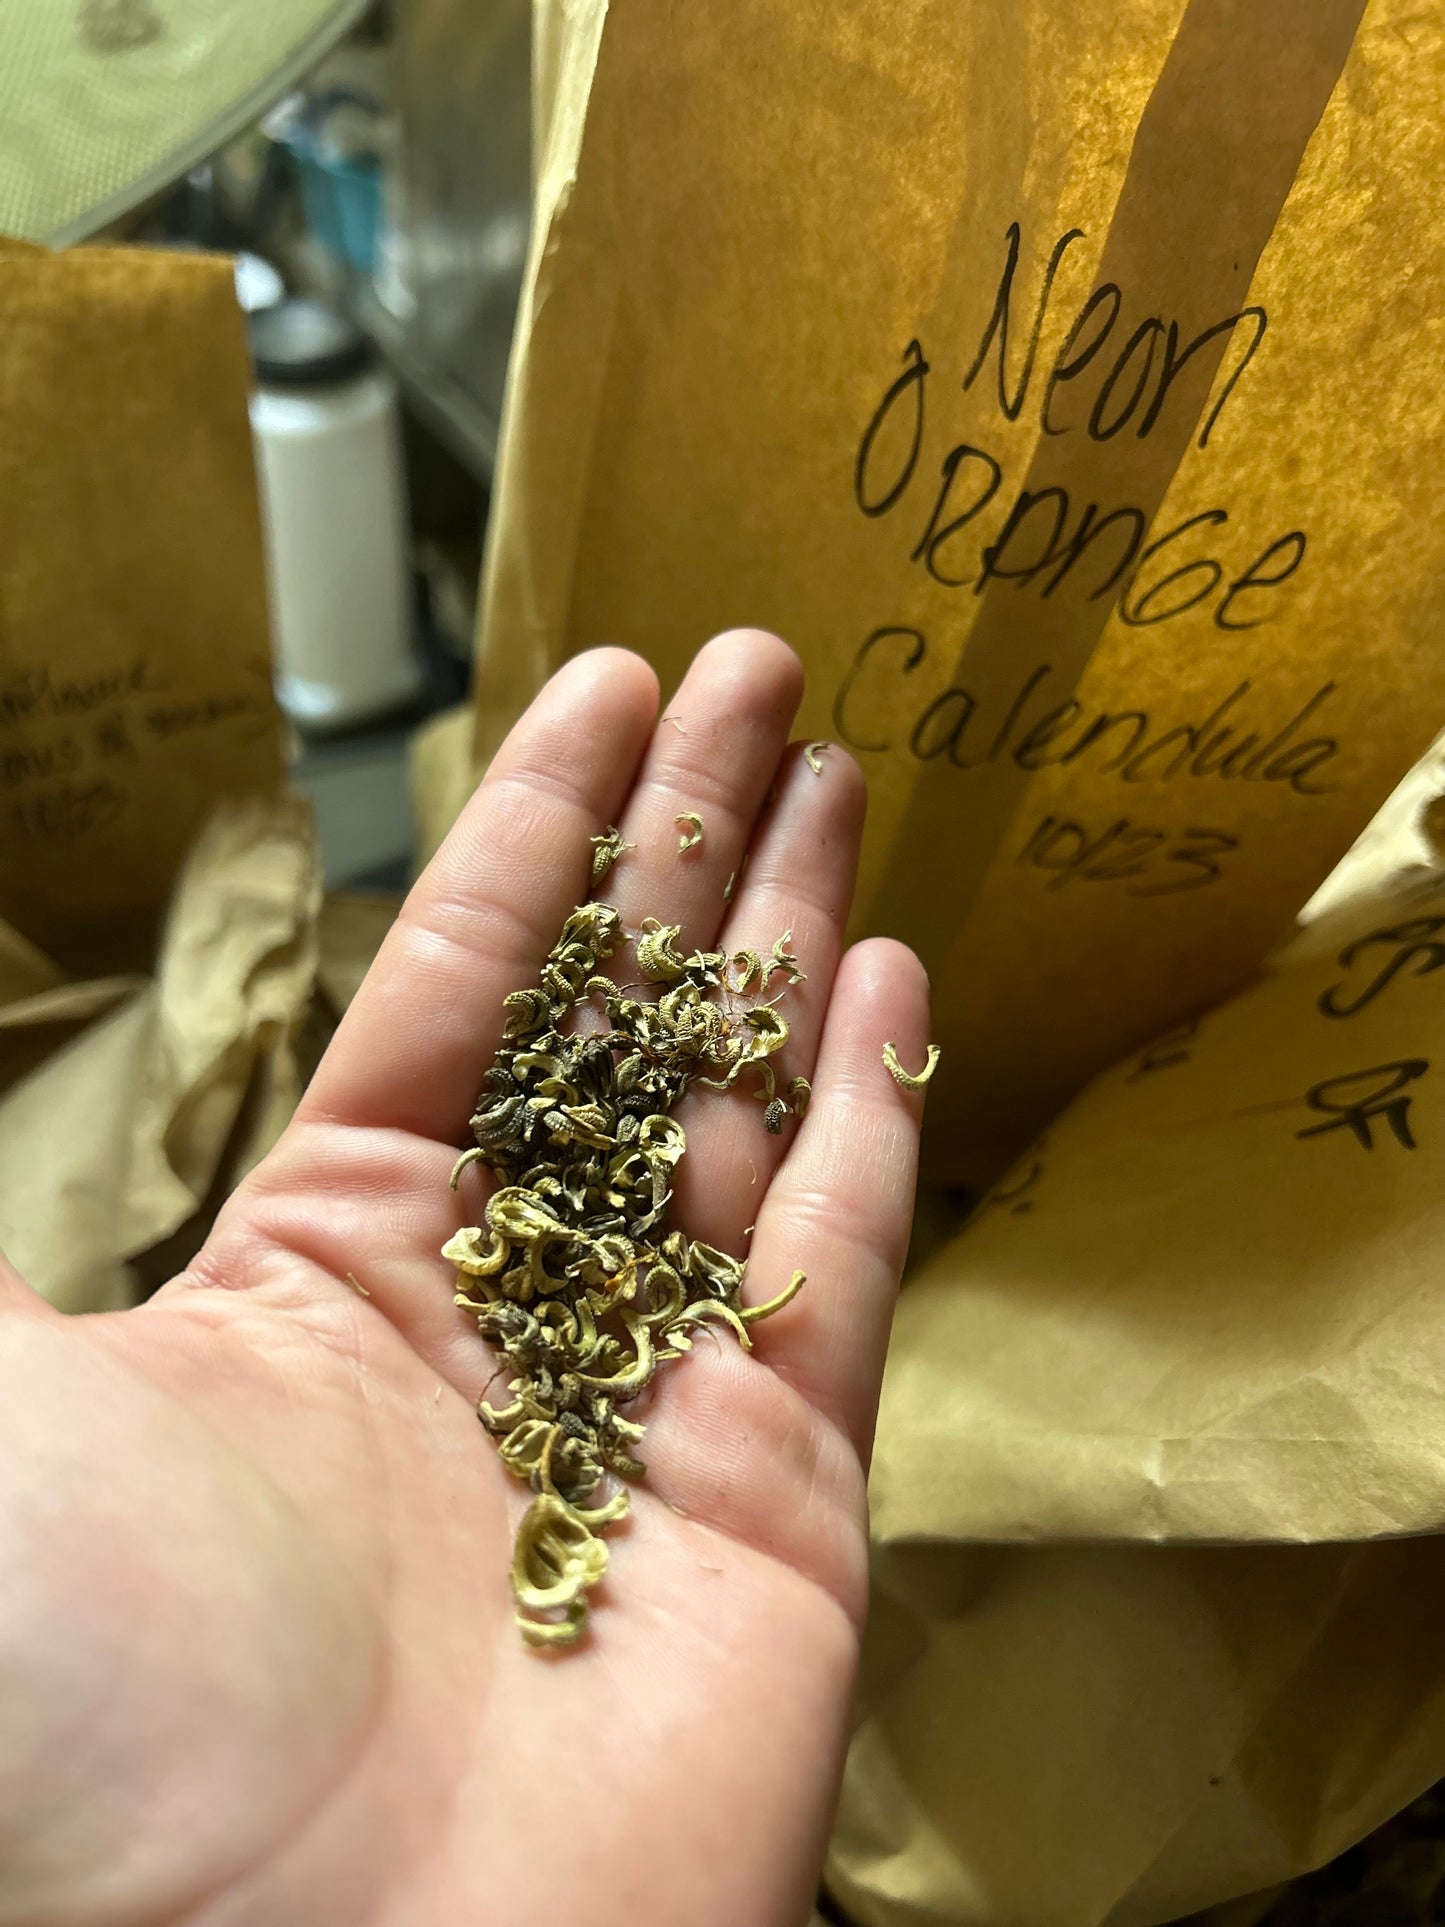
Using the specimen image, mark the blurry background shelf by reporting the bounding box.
[269,231,501,480]
[211,0,530,488]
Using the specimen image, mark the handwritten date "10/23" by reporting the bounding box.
[1018,810,1238,896]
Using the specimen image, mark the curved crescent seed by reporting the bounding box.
[882,1041,941,1090]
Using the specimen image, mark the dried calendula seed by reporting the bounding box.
[448,1145,486,1190]
[590,825,633,885]
[442,1222,508,1277]
[739,1268,806,1323]
[882,1041,942,1090]
[744,1005,789,1056]
[512,1493,612,1644]
[675,811,704,853]
[803,740,831,774]
[636,917,689,981]
[764,930,805,988]
[722,869,737,904]
[728,947,764,994]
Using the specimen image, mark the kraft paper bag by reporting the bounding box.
[0,794,320,1314]
[828,748,1445,1924]
[473,0,1445,1186]
[468,14,1445,1908]
[834,1538,1445,1927]
[0,242,284,974]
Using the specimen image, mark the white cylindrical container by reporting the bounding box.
[248,298,423,732]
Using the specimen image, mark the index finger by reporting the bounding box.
[300,647,660,1143]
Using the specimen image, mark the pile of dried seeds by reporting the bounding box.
[442,858,810,1648]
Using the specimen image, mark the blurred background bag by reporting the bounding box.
[0,242,284,968]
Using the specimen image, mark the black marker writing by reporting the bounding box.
[0,660,168,730]
[1296,1059,1429,1152]
[962,221,1265,448]
[832,629,1340,798]
[12,780,128,843]
[854,219,1297,629]
[1318,918,1445,1019]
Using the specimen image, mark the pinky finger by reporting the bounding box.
[745,937,932,1465]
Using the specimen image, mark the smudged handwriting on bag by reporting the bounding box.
[1126,1018,1200,1080]
[0,657,271,844]
[12,783,129,844]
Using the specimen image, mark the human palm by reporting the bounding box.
[0,633,929,1927]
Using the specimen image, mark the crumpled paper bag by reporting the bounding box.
[828,739,1445,1925]
[472,0,1445,1187]
[0,793,320,1312]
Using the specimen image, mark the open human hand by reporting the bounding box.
[0,631,930,1927]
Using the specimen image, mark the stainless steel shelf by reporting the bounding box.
[274,233,501,484]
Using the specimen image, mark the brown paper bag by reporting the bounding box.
[0,243,284,973]
[829,752,1445,1923]
[836,1538,1445,1927]
[474,0,1445,1185]
[470,17,1445,1905]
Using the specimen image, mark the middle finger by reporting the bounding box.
[670,738,868,1252]
[598,628,804,953]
